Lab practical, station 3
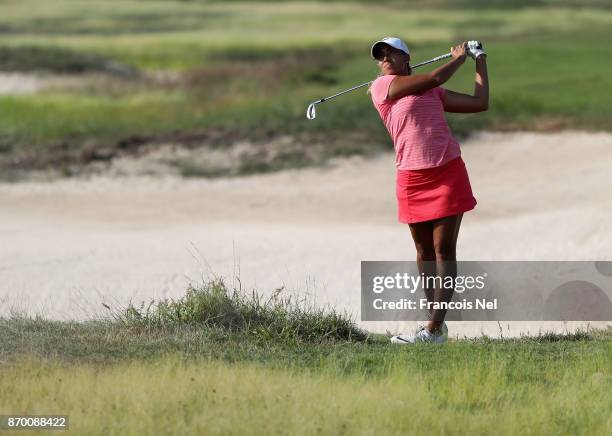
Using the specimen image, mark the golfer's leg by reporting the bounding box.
[429,214,463,330]
[408,221,436,318]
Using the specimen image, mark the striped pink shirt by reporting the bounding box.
[370,74,461,170]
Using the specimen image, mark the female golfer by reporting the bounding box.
[369,37,489,343]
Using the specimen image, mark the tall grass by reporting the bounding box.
[117,278,367,343]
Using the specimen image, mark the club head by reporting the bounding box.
[306,102,317,120]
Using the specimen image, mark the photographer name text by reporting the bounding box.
[373,298,498,311]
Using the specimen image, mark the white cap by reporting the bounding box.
[371,37,410,60]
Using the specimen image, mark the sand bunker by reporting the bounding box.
[1,131,611,337]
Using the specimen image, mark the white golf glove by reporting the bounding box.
[467,40,486,59]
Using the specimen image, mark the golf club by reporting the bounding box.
[306,52,452,120]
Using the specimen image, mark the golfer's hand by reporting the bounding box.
[467,40,486,59]
[451,42,468,62]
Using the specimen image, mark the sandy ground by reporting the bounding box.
[0,72,91,96]
[0,73,41,95]
[1,131,611,337]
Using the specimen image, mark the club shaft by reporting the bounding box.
[411,52,452,69]
[315,81,372,103]
[314,52,452,104]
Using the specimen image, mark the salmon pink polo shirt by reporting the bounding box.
[370,74,461,170]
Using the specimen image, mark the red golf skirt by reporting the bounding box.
[396,156,477,224]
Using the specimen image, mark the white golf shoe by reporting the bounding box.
[391,322,448,344]
[412,322,448,337]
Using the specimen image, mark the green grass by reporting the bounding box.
[1,278,611,435]
[2,2,611,68]
[2,350,610,435]
[1,1,612,176]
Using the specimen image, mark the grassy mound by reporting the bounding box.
[1,276,609,368]
[117,278,368,343]
[1,278,369,364]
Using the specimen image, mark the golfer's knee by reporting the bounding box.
[434,245,456,261]
[415,246,436,261]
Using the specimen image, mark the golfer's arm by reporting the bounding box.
[388,57,465,100]
[442,56,489,113]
